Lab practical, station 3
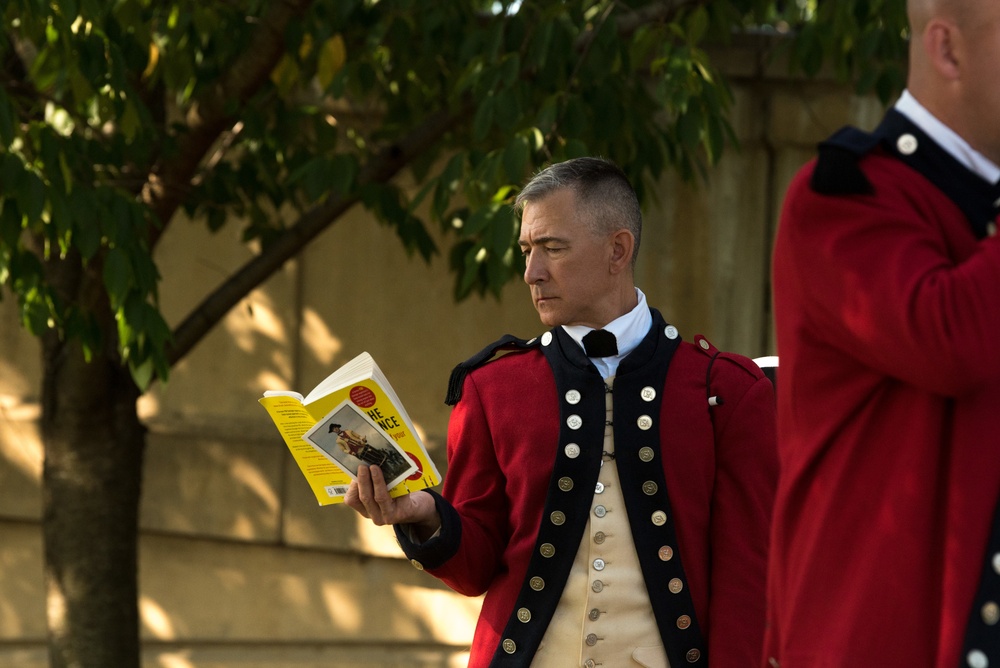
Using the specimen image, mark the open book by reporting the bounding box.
[259,351,442,506]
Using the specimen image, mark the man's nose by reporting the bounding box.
[523,252,545,284]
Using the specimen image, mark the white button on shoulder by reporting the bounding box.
[665,325,679,339]
[541,331,553,346]
[897,133,918,155]
[967,649,989,668]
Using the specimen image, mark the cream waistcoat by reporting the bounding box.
[532,378,669,668]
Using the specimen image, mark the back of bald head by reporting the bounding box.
[909,0,975,32]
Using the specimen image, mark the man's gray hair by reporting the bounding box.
[514,156,642,265]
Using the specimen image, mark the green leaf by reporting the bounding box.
[493,87,522,133]
[503,135,529,185]
[103,246,133,309]
[472,95,495,142]
[0,155,23,194]
[686,6,710,44]
[71,190,103,261]
[0,201,22,250]
[18,172,46,225]
[677,105,703,152]
[129,356,155,391]
[329,153,358,198]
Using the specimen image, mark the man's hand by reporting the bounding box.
[344,464,441,540]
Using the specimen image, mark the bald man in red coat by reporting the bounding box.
[768,1,1000,666]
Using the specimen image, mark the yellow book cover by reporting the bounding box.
[259,352,442,506]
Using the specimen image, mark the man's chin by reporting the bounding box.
[535,310,561,328]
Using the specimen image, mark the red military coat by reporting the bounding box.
[397,310,776,667]
[768,115,1000,667]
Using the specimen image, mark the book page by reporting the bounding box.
[258,395,354,505]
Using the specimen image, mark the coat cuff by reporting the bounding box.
[393,489,462,571]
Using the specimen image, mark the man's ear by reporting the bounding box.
[923,17,962,80]
[609,229,634,274]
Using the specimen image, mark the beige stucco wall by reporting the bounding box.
[0,57,886,667]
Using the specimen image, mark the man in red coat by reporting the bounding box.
[347,157,776,667]
[767,1,1000,666]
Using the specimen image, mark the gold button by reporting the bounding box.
[410,559,424,570]
[550,510,566,525]
[642,481,658,495]
[584,661,596,668]
[639,447,655,462]
[669,578,684,594]
[686,648,701,663]
[502,639,516,654]
[651,510,667,526]
[658,545,674,561]
[530,576,544,591]
[589,608,601,621]
[517,607,531,623]
[983,601,1000,626]
[592,580,604,593]
[540,543,555,558]
[594,531,607,544]
[677,614,692,629]
[586,633,599,646]
[558,477,574,492]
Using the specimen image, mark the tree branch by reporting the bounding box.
[576,0,702,50]
[143,0,314,249]
[165,103,469,367]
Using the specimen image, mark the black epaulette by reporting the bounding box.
[810,126,880,196]
[444,334,541,406]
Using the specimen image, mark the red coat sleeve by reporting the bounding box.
[707,357,778,665]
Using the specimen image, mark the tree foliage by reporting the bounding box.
[1,0,908,389]
[0,1,907,664]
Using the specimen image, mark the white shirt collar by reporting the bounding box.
[895,89,1000,184]
[562,288,652,379]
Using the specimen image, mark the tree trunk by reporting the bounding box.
[40,313,145,667]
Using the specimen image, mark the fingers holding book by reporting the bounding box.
[346,465,441,539]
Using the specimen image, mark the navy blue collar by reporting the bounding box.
[875,109,1000,239]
